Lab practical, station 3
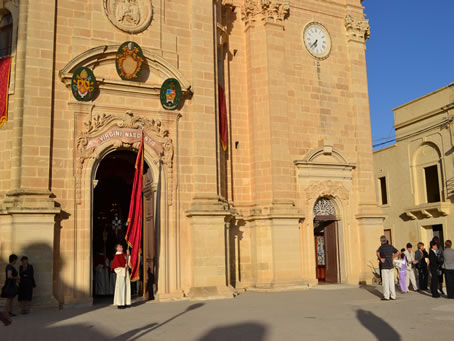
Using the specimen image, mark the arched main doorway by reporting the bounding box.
[313,197,339,283]
[92,150,157,301]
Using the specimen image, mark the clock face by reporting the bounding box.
[303,23,331,60]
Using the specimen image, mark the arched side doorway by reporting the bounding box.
[92,150,157,301]
[313,197,340,283]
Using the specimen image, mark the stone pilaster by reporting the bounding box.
[186,195,235,298]
[241,0,293,205]
[344,12,385,282]
[1,190,60,308]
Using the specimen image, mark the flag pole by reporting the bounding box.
[125,246,128,306]
[139,122,144,298]
[124,123,145,305]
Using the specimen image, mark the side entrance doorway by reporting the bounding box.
[313,198,340,284]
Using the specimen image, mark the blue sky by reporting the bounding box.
[363,0,454,150]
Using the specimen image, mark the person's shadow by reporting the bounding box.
[356,309,401,341]
[198,322,267,341]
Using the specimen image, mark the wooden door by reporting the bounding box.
[143,168,155,299]
[325,221,338,283]
[315,234,326,282]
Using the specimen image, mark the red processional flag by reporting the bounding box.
[0,56,12,128]
[218,83,227,151]
[125,132,144,282]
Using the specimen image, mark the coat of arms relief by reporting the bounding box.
[103,0,153,33]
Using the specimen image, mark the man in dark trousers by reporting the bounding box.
[377,235,400,300]
[443,240,454,298]
[429,241,443,298]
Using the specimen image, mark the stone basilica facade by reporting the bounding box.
[0,0,384,307]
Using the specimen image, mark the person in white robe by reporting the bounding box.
[111,244,131,308]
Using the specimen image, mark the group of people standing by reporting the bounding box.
[377,235,454,300]
[0,243,131,327]
[1,254,35,326]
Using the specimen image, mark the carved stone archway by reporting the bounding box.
[76,111,174,205]
[72,110,179,302]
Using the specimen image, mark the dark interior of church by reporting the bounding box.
[92,150,148,298]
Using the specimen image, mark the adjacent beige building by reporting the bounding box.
[374,84,454,251]
[0,0,384,308]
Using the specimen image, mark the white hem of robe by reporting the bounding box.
[113,267,131,306]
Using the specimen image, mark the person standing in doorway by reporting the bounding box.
[111,244,131,309]
[429,241,443,298]
[18,256,35,314]
[377,236,400,301]
[443,240,454,298]
[415,242,429,291]
[404,243,418,291]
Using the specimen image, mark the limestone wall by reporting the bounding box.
[0,0,383,306]
[374,84,454,252]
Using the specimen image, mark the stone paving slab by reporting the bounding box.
[1,285,454,340]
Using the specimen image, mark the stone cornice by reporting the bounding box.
[241,0,290,29]
[344,14,370,43]
[1,189,61,215]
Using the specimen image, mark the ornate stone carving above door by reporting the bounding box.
[75,111,175,205]
[103,0,153,33]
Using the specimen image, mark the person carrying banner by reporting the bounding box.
[111,244,131,309]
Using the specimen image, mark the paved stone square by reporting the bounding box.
[2,285,454,340]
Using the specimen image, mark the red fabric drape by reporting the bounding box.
[125,133,144,282]
[218,84,227,151]
[0,56,12,128]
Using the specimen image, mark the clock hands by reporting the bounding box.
[310,39,318,49]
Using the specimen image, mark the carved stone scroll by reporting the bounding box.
[305,180,350,205]
[345,14,370,43]
[241,0,289,28]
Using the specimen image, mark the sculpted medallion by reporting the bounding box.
[103,0,153,33]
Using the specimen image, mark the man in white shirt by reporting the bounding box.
[404,243,418,291]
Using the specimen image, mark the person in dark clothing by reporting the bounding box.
[443,240,454,298]
[18,256,35,314]
[1,254,19,317]
[376,236,399,300]
[415,242,429,290]
[432,236,444,293]
[429,241,443,298]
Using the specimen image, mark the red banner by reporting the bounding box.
[218,84,227,151]
[125,133,144,282]
[0,56,11,128]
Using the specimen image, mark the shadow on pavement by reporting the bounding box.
[112,302,206,340]
[359,284,383,298]
[417,290,432,297]
[356,309,401,341]
[198,322,267,341]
